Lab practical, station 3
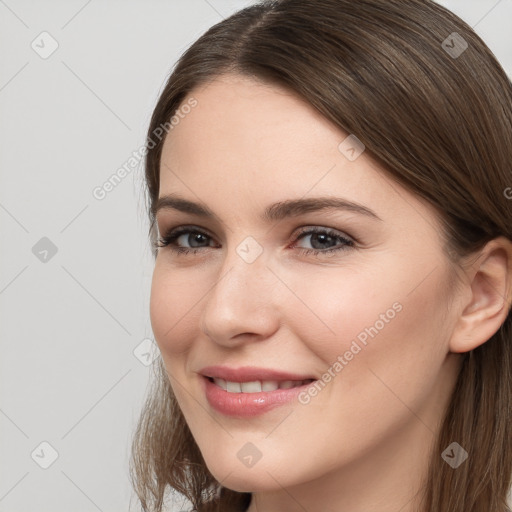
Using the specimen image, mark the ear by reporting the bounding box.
[449,236,512,354]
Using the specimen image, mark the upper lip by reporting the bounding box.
[199,365,316,382]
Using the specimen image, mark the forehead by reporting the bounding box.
[158,74,441,235]
[163,74,342,158]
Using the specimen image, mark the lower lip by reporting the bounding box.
[202,376,314,418]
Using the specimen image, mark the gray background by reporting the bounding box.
[0,1,511,511]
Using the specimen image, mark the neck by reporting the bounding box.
[246,416,436,512]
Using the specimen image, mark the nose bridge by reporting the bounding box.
[214,234,271,300]
[200,236,279,344]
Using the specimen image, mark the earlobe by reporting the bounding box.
[449,236,512,354]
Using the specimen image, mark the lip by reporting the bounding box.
[199,365,317,418]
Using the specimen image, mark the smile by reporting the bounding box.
[200,367,318,417]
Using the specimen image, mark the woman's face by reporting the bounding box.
[150,74,462,496]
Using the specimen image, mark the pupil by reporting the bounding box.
[312,233,333,249]
[190,233,207,247]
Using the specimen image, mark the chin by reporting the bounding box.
[214,473,280,493]
[204,459,291,493]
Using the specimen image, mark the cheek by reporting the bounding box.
[149,262,205,356]
[150,253,449,378]
[278,265,398,360]
[276,266,449,460]
[149,263,206,412]
[283,262,448,390]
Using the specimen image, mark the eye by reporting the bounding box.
[292,227,354,256]
[154,226,217,254]
[154,225,355,257]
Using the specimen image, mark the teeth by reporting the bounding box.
[212,378,310,393]
[226,381,242,393]
[214,378,227,391]
[261,380,279,391]
[241,381,262,393]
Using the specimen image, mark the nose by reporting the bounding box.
[200,245,281,348]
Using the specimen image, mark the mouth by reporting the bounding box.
[199,367,318,417]
[206,376,315,393]
[199,365,318,417]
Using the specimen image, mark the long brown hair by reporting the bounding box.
[130,1,512,510]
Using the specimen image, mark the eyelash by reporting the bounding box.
[154,225,355,257]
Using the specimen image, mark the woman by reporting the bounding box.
[130,1,512,511]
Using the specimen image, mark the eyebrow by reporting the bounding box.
[153,193,382,222]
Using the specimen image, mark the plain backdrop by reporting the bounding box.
[1,1,511,511]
